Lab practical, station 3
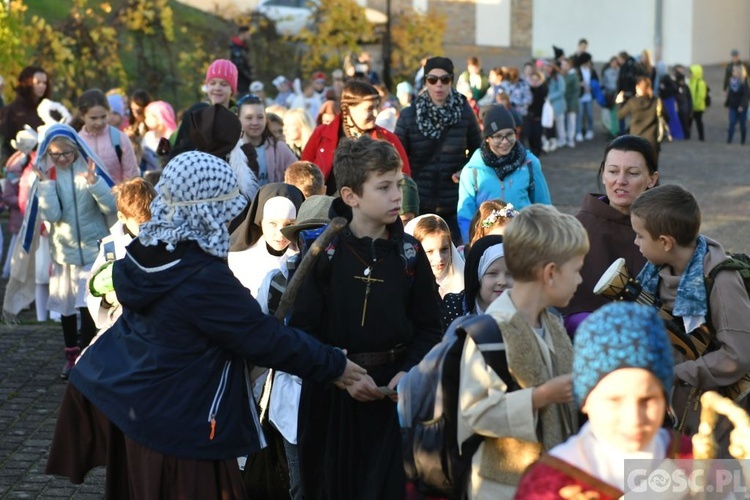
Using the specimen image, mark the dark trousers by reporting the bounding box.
[690,111,705,141]
[728,107,747,144]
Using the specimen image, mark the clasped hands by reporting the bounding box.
[333,350,404,403]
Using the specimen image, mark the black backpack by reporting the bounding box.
[398,314,517,498]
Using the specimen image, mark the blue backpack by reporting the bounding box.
[397,314,517,498]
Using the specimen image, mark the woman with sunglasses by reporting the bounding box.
[235,93,297,186]
[456,104,551,243]
[395,56,482,242]
[301,80,411,195]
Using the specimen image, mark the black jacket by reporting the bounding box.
[395,99,481,215]
[725,81,749,110]
[229,37,253,94]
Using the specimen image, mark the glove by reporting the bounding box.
[89,261,114,298]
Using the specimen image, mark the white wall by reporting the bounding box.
[661,0,693,65]
[476,0,511,47]
[691,0,750,64]
[532,0,656,62]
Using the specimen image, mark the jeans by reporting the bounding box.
[577,100,594,134]
[727,107,747,144]
[283,437,305,500]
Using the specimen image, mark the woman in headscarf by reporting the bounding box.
[228,182,305,298]
[457,104,551,243]
[395,57,482,240]
[302,80,411,194]
[404,214,464,298]
[45,151,365,499]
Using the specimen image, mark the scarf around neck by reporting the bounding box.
[636,235,708,317]
[414,88,464,139]
[480,140,527,181]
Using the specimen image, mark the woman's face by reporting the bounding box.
[601,149,658,215]
[144,111,160,132]
[486,127,516,157]
[583,368,666,453]
[347,99,378,131]
[261,218,294,252]
[477,257,513,310]
[83,105,109,134]
[47,140,77,168]
[239,103,266,141]
[32,72,48,99]
[425,69,452,107]
[422,233,451,280]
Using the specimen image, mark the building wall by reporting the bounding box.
[691,0,750,64]
[532,0,750,65]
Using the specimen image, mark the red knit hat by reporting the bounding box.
[205,59,238,95]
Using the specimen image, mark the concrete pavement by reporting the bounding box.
[0,64,748,498]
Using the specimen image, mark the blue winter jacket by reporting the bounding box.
[70,239,346,460]
[457,148,551,242]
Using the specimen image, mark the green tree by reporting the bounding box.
[390,7,446,84]
[294,0,375,75]
[0,0,30,102]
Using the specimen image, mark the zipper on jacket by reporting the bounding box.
[207,360,232,440]
[69,168,85,265]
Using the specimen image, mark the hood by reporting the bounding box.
[113,240,214,313]
[689,64,703,79]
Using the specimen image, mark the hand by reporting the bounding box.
[333,358,367,389]
[79,159,97,185]
[615,91,625,104]
[451,171,461,183]
[345,374,385,402]
[32,167,49,182]
[532,374,573,409]
[386,371,406,402]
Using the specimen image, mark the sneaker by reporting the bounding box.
[575,133,583,142]
[60,346,81,380]
[585,130,594,140]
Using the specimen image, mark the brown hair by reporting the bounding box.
[284,161,325,198]
[412,215,451,245]
[630,184,700,246]
[468,200,517,246]
[112,177,157,224]
[333,135,402,196]
[15,66,51,105]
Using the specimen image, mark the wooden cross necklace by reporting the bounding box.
[345,239,385,326]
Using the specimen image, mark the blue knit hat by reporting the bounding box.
[573,302,673,408]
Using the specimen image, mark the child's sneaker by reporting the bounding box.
[585,130,594,140]
[575,133,584,142]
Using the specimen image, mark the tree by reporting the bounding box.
[390,7,446,85]
[294,0,375,75]
[0,0,30,103]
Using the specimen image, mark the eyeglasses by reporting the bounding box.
[425,74,453,86]
[48,150,76,160]
[489,132,516,144]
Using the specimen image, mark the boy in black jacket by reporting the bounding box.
[290,135,443,500]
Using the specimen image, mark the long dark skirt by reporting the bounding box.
[46,384,246,500]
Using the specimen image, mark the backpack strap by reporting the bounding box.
[108,125,123,164]
[525,159,535,201]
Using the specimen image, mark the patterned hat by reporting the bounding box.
[139,151,246,258]
[573,302,673,408]
[206,59,238,95]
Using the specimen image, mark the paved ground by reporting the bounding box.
[0,65,748,498]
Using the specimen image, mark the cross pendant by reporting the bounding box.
[354,271,384,326]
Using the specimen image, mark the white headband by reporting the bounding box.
[477,243,505,279]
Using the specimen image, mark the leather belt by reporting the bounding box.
[348,344,406,369]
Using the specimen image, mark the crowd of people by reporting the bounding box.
[0,36,749,500]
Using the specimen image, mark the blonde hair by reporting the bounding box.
[284,108,315,148]
[504,204,589,281]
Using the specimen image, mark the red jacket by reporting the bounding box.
[301,114,411,180]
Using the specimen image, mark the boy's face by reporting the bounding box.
[631,214,668,265]
[546,253,585,308]
[207,78,232,106]
[346,169,403,228]
[582,368,666,453]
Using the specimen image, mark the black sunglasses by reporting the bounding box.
[425,74,453,85]
[237,93,262,107]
